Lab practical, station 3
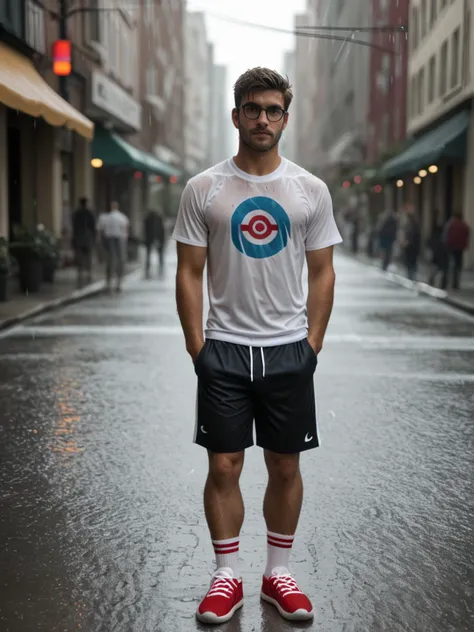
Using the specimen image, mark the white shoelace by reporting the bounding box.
[270,573,303,597]
[206,569,239,599]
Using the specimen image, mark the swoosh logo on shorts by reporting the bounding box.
[201,426,208,434]
[304,433,313,442]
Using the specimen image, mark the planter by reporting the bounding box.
[18,259,42,293]
[42,258,56,283]
[0,271,8,302]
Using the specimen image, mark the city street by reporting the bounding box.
[0,251,473,632]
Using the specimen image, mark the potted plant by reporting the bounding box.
[0,237,11,302]
[36,225,60,283]
[9,224,46,293]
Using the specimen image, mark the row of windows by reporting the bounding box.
[89,5,137,92]
[411,0,455,51]
[409,18,470,119]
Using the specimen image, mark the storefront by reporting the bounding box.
[381,107,473,266]
[0,41,94,240]
[86,70,180,237]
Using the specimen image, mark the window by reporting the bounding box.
[421,0,427,38]
[411,76,418,118]
[412,7,419,50]
[89,0,100,42]
[439,39,448,95]
[464,9,471,84]
[418,67,425,113]
[428,55,436,102]
[451,27,460,88]
[430,0,437,26]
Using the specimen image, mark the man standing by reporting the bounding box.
[400,203,421,281]
[97,201,129,293]
[72,197,96,288]
[143,209,166,278]
[173,68,342,624]
[442,211,471,289]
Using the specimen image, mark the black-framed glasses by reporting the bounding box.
[239,102,287,122]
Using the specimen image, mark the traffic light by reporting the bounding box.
[53,40,71,76]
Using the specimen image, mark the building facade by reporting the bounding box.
[367,0,409,164]
[382,0,474,266]
[208,60,231,166]
[0,0,94,241]
[184,11,211,176]
[280,49,297,163]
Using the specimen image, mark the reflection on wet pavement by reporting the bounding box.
[0,254,473,632]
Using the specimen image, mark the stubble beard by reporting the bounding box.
[239,125,283,153]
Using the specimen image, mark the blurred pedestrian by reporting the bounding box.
[143,208,166,278]
[97,201,129,293]
[173,67,342,624]
[376,208,398,271]
[428,210,448,287]
[442,211,471,289]
[400,203,421,281]
[71,197,96,288]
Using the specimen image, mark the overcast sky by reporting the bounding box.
[188,0,307,112]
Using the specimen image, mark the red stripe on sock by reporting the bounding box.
[267,534,295,544]
[214,546,239,554]
[267,541,293,549]
[213,541,239,552]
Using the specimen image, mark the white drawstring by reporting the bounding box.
[249,346,265,382]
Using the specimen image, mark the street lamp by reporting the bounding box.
[414,176,422,184]
[396,179,404,188]
[91,158,103,168]
[428,165,438,173]
[419,169,428,177]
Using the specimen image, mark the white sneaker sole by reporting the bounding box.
[260,592,314,621]
[196,598,244,624]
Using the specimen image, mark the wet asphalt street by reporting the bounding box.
[0,251,473,632]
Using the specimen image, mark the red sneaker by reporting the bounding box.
[261,568,314,621]
[196,568,244,624]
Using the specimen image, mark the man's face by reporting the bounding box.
[232,90,288,153]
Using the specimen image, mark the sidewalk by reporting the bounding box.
[347,248,474,315]
[0,261,142,332]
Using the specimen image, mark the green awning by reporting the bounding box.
[382,109,470,179]
[91,126,180,177]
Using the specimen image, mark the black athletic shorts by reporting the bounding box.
[193,338,319,454]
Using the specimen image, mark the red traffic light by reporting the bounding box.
[53,40,71,76]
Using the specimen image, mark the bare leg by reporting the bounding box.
[204,451,245,540]
[263,451,303,534]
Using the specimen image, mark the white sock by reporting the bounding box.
[264,531,295,578]
[212,537,240,578]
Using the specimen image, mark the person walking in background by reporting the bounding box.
[97,201,129,293]
[442,211,471,289]
[173,67,342,624]
[400,203,421,281]
[428,210,448,287]
[71,197,96,288]
[376,208,398,271]
[143,209,166,278]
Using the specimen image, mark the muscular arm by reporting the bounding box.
[306,246,336,355]
[175,241,208,361]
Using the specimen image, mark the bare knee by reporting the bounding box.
[265,451,300,485]
[208,452,244,490]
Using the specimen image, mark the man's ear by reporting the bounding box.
[282,111,289,130]
[232,108,239,129]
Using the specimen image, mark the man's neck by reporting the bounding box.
[233,143,282,177]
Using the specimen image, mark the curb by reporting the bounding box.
[0,267,142,334]
[343,252,474,317]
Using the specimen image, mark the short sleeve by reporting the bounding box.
[305,182,343,251]
[172,182,208,247]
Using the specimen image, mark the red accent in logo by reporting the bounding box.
[241,214,278,240]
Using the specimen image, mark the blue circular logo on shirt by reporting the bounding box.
[231,196,291,259]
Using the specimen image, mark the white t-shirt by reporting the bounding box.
[97,210,129,239]
[172,157,343,346]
